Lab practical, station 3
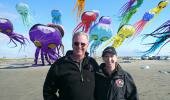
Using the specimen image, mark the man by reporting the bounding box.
[95,46,139,100]
[43,31,99,100]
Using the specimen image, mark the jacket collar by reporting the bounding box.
[65,50,89,57]
[100,63,124,77]
[64,50,90,65]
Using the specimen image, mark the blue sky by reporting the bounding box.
[0,0,170,58]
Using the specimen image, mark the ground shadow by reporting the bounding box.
[0,63,50,69]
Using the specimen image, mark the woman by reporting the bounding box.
[95,46,139,100]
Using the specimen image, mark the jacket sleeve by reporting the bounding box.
[125,73,139,100]
[43,63,60,100]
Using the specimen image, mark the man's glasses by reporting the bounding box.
[74,42,86,47]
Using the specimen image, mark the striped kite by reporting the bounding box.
[133,0,168,39]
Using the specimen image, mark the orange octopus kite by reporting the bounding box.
[73,0,86,21]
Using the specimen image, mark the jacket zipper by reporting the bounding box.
[69,60,84,82]
[67,55,85,82]
[79,61,84,82]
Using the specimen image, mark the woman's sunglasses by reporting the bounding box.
[74,42,86,47]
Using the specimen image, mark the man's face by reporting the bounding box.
[102,53,117,69]
[72,34,89,57]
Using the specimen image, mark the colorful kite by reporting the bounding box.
[89,16,113,56]
[141,20,170,56]
[133,0,168,38]
[119,0,136,16]
[16,2,33,28]
[29,24,64,65]
[119,0,144,27]
[51,9,62,24]
[73,0,86,21]
[0,18,27,47]
[150,0,169,14]
[73,10,99,33]
[104,24,135,48]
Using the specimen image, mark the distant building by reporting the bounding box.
[141,56,170,60]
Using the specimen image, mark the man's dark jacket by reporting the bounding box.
[43,50,99,100]
[95,63,139,100]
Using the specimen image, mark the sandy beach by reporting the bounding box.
[0,58,170,100]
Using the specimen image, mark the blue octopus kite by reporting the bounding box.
[89,16,113,56]
[16,2,33,28]
[142,20,170,56]
[51,9,62,24]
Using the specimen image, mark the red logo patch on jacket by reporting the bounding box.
[115,79,124,87]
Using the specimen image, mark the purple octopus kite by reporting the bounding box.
[29,24,64,66]
[0,18,27,47]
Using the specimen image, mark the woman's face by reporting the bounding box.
[102,53,117,71]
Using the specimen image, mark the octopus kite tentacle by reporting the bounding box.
[119,8,137,27]
[134,12,154,36]
[119,0,144,27]
[47,44,64,62]
[119,0,136,16]
[0,18,27,47]
[8,32,27,47]
[46,48,58,63]
[142,20,170,40]
[142,35,170,56]
[90,41,101,56]
[73,0,86,21]
[57,44,64,57]
[142,20,170,56]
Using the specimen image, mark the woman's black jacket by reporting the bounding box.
[95,63,139,100]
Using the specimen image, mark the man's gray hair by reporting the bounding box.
[72,31,89,41]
